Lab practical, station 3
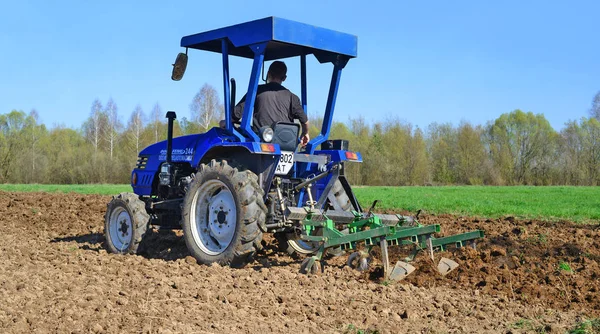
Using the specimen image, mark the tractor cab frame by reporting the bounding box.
[178,16,357,153]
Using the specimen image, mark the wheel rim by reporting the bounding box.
[109,206,133,252]
[287,230,321,254]
[288,227,348,255]
[190,179,237,256]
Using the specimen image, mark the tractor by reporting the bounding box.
[105,17,483,280]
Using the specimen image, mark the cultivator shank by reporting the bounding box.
[288,207,484,281]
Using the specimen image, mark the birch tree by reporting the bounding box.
[127,104,145,154]
[190,84,221,131]
[104,98,121,160]
[84,99,104,155]
[24,110,45,182]
[150,102,162,142]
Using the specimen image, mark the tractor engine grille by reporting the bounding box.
[136,156,149,169]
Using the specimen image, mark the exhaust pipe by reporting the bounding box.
[159,111,177,186]
[165,111,176,162]
[230,78,236,111]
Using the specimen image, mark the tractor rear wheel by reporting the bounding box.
[181,160,266,268]
[279,179,351,257]
[104,192,150,254]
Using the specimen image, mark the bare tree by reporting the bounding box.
[84,99,104,155]
[26,109,41,181]
[590,91,600,120]
[127,104,145,154]
[150,102,162,142]
[190,84,221,130]
[104,98,121,160]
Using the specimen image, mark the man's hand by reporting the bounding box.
[300,121,310,147]
[300,133,310,146]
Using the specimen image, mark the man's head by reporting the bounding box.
[267,61,287,84]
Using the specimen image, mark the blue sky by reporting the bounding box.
[1,0,598,131]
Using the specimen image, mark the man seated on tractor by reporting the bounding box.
[220,61,310,146]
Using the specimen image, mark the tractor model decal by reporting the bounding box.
[158,148,194,162]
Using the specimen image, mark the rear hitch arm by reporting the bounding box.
[294,163,340,192]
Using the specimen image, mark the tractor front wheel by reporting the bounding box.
[104,192,150,254]
[181,160,266,268]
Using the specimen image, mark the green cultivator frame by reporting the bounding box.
[287,205,484,281]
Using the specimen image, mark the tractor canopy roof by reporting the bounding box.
[180,17,357,61]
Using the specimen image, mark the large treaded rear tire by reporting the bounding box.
[181,160,266,268]
[104,192,150,254]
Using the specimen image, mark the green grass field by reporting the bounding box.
[355,186,600,223]
[0,184,129,196]
[1,184,599,222]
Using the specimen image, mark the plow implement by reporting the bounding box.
[287,206,484,281]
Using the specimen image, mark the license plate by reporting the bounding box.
[275,151,294,175]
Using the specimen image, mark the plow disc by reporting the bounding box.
[287,206,484,281]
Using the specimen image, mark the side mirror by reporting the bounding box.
[171,52,188,81]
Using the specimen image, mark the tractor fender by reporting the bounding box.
[193,141,281,167]
[196,142,281,193]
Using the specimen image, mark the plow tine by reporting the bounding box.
[437,257,459,276]
[426,236,434,261]
[380,237,390,278]
[382,236,416,281]
[389,261,415,281]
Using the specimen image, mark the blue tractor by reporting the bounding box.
[105,17,483,279]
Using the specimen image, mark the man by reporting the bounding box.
[221,61,310,146]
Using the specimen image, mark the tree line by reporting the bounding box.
[1,86,599,186]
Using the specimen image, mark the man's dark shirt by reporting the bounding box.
[232,82,308,130]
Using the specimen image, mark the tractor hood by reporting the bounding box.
[140,133,201,163]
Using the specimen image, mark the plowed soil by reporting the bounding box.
[1,191,599,333]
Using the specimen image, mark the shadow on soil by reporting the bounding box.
[50,230,300,269]
[51,230,191,261]
[51,233,104,245]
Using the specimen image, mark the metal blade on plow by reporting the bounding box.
[388,261,416,281]
[437,257,459,276]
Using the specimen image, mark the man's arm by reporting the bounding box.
[232,95,246,123]
[291,94,310,146]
